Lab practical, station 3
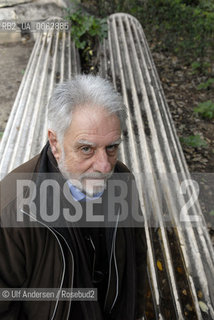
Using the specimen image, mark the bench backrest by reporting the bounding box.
[99,13,214,319]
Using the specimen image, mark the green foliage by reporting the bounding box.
[82,0,214,66]
[191,61,202,73]
[65,9,108,72]
[141,0,214,62]
[191,61,211,74]
[197,78,214,90]
[198,0,214,12]
[180,134,207,148]
[209,210,214,216]
[194,100,214,119]
[65,9,107,50]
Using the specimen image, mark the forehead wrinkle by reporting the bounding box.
[75,137,121,148]
[73,129,121,141]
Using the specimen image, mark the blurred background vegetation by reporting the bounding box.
[76,0,214,74]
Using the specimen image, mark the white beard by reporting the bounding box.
[58,149,113,197]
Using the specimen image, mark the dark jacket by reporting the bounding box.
[0,143,147,320]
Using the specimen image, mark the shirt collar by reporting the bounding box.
[67,181,104,201]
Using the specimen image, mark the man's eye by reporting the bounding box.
[81,146,93,155]
[106,145,118,154]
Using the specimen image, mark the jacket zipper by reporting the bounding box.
[20,209,74,320]
[104,207,120,312]
[52,228,75,320]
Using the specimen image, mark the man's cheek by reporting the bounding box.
[110,159,117,169]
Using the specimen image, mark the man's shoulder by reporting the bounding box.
[0,154,41,211]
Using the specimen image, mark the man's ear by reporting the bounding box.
[48,129,62,162]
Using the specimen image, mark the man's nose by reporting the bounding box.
[93,149,111,173]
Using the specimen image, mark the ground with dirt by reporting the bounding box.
[151,51,214,173]
[0,40,34,133]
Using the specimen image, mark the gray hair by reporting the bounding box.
[47,74,127,142]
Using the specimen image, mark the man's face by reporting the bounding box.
[50,106,121,196]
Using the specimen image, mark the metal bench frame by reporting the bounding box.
[99,13,214,319]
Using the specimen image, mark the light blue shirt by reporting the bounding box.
[67,181,104,201]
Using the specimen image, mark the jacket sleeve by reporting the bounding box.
[124,170,148,319]
[0,226,26,317]
[130,175,147,319]
[135,226,148,319]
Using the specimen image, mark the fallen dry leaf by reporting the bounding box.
[199,301,208,314]
[157,260,163,271]
[182,289,187,296]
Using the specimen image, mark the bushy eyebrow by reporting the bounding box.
[76,139,96,147]
[107,138,122,146]
[76,138,122,147]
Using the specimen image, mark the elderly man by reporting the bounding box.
[0,75,147,319]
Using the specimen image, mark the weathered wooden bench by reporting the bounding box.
[0,18,80,177]
[0,12,213,320]
[99,13,214,320]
